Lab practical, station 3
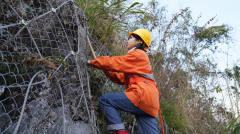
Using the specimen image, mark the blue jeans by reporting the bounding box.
[99,93,159,134]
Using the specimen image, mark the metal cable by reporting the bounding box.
[13,70,46,134]
[0,23,23,30]
[46,0,73,52]
[0,0,100,133]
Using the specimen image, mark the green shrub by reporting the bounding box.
[160,101,188,133]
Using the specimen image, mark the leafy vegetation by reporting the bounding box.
[160,101,188,133]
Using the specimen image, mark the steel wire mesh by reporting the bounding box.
[0,0,167,133]
[0,0,97,133]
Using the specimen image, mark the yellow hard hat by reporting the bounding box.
[129,29,152,49]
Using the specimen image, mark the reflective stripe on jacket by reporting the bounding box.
[90,49,159,118]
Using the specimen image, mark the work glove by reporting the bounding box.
[87,60,91,66]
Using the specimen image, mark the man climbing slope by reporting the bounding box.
[88,29,162,134]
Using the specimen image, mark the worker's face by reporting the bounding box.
[127,35,141,50]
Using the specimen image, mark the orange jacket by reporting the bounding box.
[90,49,159,118]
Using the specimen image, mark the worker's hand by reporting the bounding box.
[87,60,91,66]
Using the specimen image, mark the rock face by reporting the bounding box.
[0,0,96,133]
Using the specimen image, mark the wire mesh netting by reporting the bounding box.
[0,0,98,133]
[0,0,168,133]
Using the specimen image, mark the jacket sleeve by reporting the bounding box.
[103,71,125,85]
[90,50,148,73]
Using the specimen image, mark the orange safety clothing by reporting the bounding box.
[90,49,159,118]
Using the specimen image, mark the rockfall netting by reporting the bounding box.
[0,0,98,133]
[0,0,168,133]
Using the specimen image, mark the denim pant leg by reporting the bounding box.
[135,114,159,134]
[99,93,145,130]
[98,93,159,133]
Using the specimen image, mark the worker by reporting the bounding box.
[88,29,160,134]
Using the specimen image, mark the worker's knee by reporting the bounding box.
[98,95,107,106]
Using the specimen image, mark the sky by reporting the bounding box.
[133,0,240,114]
[132,0,240,68]
[158,0,240,69]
